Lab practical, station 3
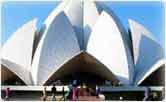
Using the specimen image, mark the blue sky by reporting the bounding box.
[1,1,164,48]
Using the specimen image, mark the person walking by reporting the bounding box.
[72,86,78,101]
[5,87,10,101]
[143,87,151,101]
[51,84,57,101]
[72,80,78,101]
[96,86,100,98]
[42,86,47,101]
[66,83,73,100]
[62,86,65,101]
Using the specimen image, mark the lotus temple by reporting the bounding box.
[1,0,165,101]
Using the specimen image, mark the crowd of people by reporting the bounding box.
[67,82,103,101]
[2,81,165,101]
[42,80,103,101]
[41,80,164,101]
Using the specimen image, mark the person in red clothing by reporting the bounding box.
[72,86,78,101]
[5,87,10,101]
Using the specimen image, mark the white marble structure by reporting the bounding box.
[1,0,165,86]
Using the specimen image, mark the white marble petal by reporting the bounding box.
[2,19,37,85]
[32,12,80,85]
[129,19,164,85]
[87,11,134,85]
[2,18,37,70]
